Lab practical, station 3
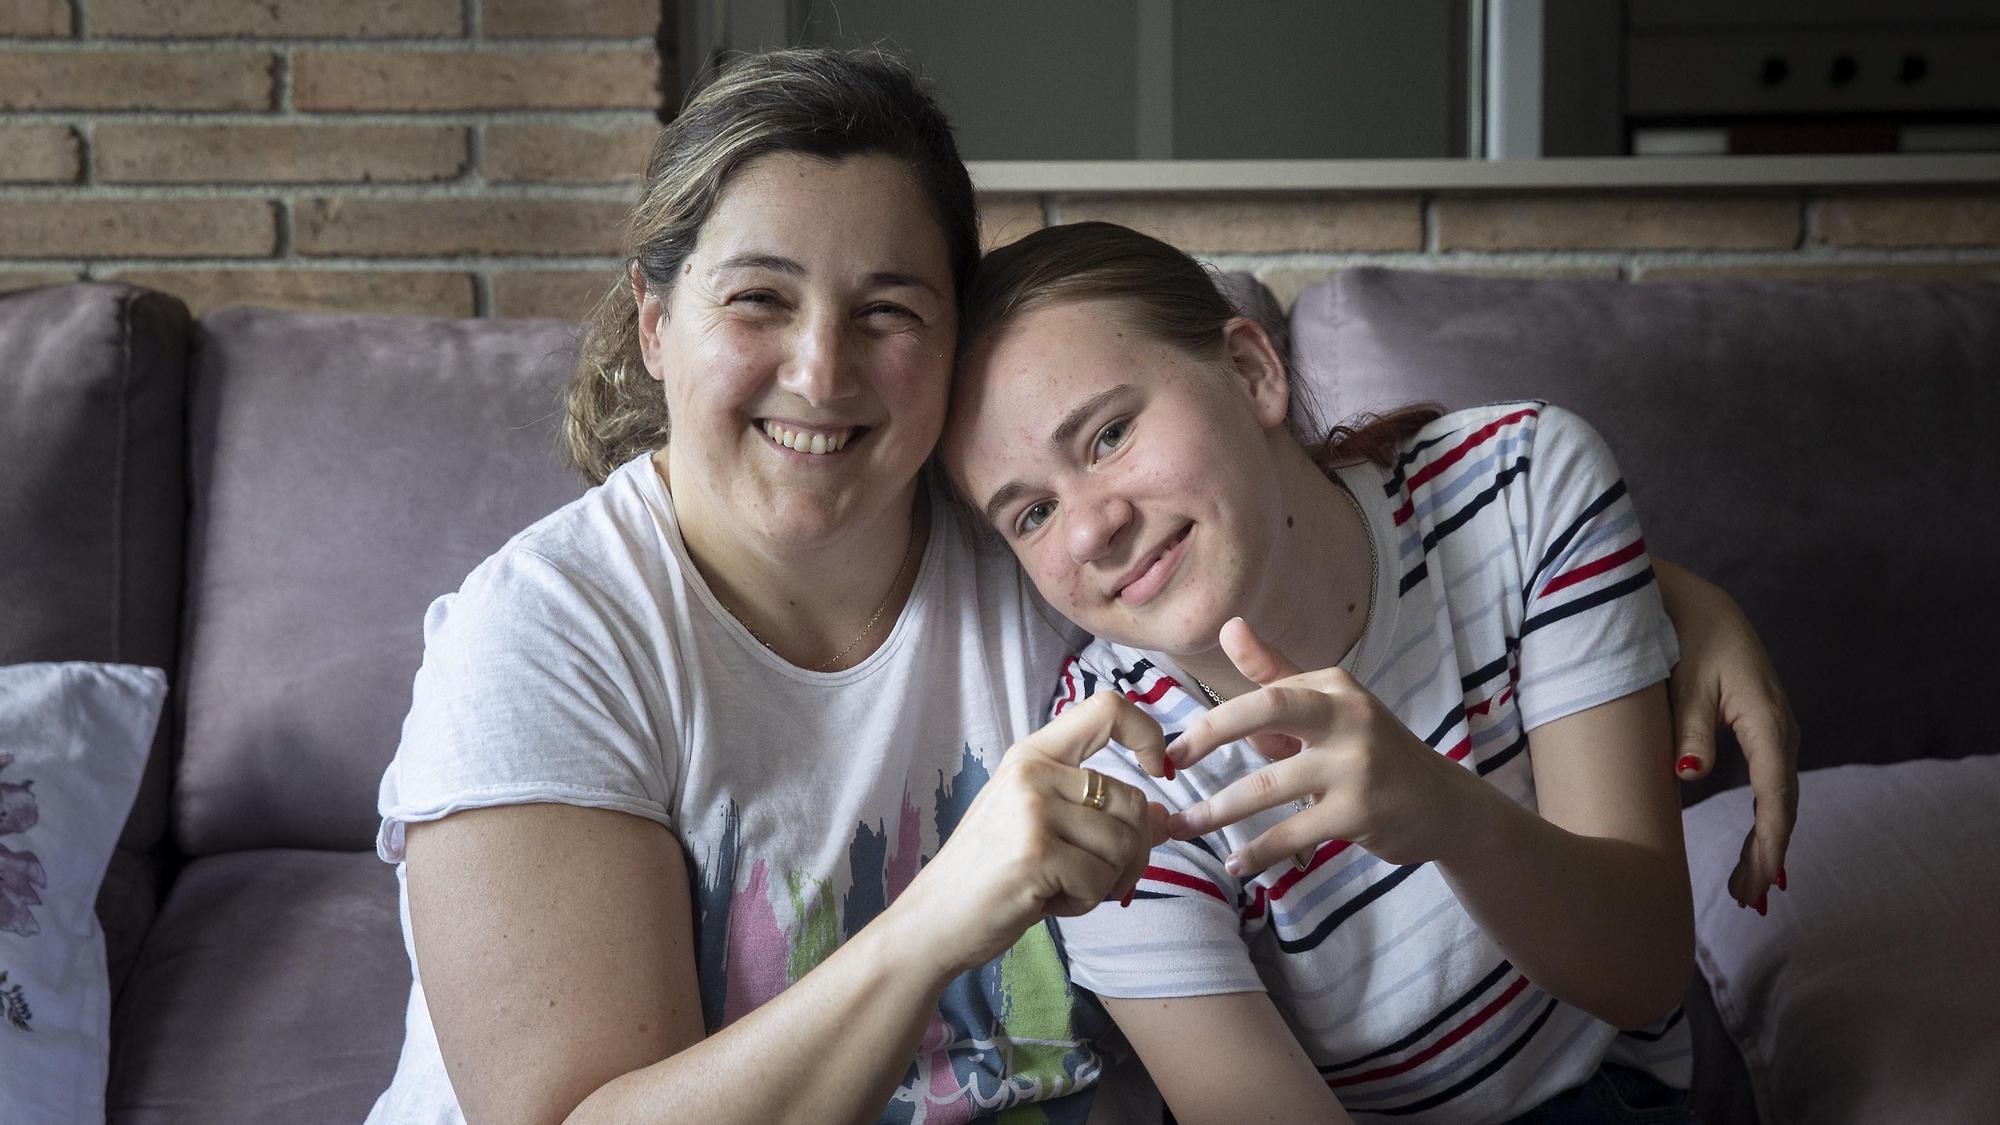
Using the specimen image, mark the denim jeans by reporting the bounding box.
[1503,1063,1697,1124]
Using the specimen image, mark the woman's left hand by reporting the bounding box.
[1162,619,1488,876]
[1654,559,1798,910]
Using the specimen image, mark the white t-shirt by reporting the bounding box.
[1052,403,1690,1124]
[367,454,1131,1124]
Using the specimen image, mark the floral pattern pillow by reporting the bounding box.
[0,663,165,1124]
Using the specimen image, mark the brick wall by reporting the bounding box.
[0,0,664,319]
[984,189,2000,310]
[2,2,1996,321]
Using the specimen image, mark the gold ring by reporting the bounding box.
[1080,768,1109,811]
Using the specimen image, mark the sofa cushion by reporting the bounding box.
[1681,756,2000,1124]
[106,849,406,1124]
[0,283,189,856]
[176,308,587,855]
[0,662,166,1125]
[1290,269,2000,792]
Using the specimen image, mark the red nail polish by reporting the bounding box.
[1777,866,1787,892]
[1676,755,1702,776]
[1120,889,1134,908]
[1164,760,1176,781]
[1755,892,1768,916]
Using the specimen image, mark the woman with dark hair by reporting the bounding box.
[369,49,1794,1124]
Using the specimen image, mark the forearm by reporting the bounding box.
[1434,784,1693,1029]
[567,904,950,1125]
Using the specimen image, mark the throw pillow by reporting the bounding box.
[0,662,166,1125]
[1682,755,2000,1124]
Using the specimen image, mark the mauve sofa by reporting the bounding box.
[3,269,1996,1123]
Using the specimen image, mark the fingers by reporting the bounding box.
[1734,704,1798,907]
[1224,809,1341,879]
[1168,755,1320,840]
[1668,672,1719,782]
[1022,691,1169,776]
[1167,678,1353,770]
[1219,616,1303,686]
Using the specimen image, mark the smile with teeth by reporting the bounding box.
[760,420,858,455]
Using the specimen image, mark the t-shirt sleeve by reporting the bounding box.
[375,546,678,862]
[1513,404,1680,731]
[1046,653,1265,1000]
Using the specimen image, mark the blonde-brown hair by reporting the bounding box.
[962,221,1440,470]
[563,47,978,483]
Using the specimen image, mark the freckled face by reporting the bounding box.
[943,298,1289,654]
[638,152,956,545]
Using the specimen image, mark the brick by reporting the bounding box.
[296,197,629,256]
[0,0,70,36]
[294,49,658,112]
[1436,195,1800,252]
[95,124,468,183]
[1254,262,1622,311]
[88,0,460,37]
[484,0,657,38]
[1817,194,2000,249]
[0,268,79,293]
[977,195,1043,251]
[1054,195,1422,254]
[490,269,620,320]
[104,268,475,316]
[0,51,274,111]
[0,199,276,257]
[483,121,656,184]
[0,125,81,182]
[1633,260,2000,283]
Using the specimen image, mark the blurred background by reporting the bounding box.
[2,0,1997,319]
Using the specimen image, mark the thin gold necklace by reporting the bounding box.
[745,519,922,673]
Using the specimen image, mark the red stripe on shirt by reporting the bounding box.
[1444,735,1472,763]
[1537,537,1646,600]
[1053,656,1078,716]
[1327,974,1533,1089]
[1392,496,1416,527]
[1128,676,1176,706]
[1143,865,1230,903]
[1465,684,1515,720]
[1269,839,1355,901]
[1405,407,1538,493]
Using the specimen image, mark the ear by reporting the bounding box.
[1221,315,1290,431]
[631,261,668,385]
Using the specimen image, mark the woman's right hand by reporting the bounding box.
[897,691,1170,977]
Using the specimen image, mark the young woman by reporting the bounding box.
[944,222,1736,1122]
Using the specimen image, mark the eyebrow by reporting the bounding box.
[712,254,942,297]
[979,383,1135,528]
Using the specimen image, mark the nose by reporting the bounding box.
[777,308,858,407]
[1065,488,1134,566]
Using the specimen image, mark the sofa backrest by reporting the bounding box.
[1288,268,2000,795]
[0,283,189,856]
[174,306,586,855]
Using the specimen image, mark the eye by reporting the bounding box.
[730,290,783,310]
[1015,499,1056,537]
[861,302,921,325]
[1092,418,1131,460]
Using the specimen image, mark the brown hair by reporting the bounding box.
[563,47,979,483]
[961,221,1439,470]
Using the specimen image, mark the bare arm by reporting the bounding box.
[1102,992,1352,1125]
[407,804,950,1125]
[1430,684,1694,1029]
[406,691,1169,1125]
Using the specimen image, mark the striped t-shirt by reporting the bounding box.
[1050,402,1690,1123]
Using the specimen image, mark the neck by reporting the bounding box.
[656,450,928,671]
[1179,440,1375,699]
